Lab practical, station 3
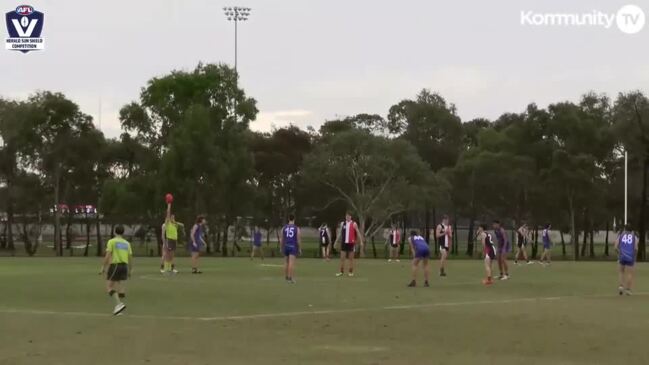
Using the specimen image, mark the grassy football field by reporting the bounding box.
[0,257,646,365]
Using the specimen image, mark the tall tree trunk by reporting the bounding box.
[432,208,438,256]
[5,157,16,251]
[215,226,222,253]
[54,166,62,256]
[604,220,610,257]
[65,214,73,252]
[154,223,162,257]
[399,215,407,256]
[466,214,475,257]
[560,231,566,257]
[205,222,213,255]
[96,214,102,256]
[532,226,538,259]
[21,220,37,256]
[232,219,241,256]
[222,221,229,257]
[83,218,91,257]
[638,158,648,261]
[424,206,430,245]
[358,217,366,258]
[0,223,6,249]
[589,229,595,258]
[570,198,578,261]
[452,212,458,255]
[580,209,588,257]
[371,235,376,258]
[6,181,14,251]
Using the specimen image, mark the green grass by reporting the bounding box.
[0,257,646,365]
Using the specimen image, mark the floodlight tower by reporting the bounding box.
[223,6,251,73]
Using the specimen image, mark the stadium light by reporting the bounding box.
[223,6,252,73]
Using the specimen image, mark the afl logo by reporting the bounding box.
[15,5,33,15]
[5,4,45,53]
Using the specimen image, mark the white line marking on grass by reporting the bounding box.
[1,292,645,322]
[259,264,284,267]
[260,276,369,282]
[139,275,171,281]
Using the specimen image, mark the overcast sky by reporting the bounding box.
[2,0,649,138]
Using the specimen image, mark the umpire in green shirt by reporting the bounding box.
[101,225,133,315]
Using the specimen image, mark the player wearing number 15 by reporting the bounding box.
[615,225,639,296]
[280,214,301,284]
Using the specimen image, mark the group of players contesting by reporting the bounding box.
[99,194,640,316]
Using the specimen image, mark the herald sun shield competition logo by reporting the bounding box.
[5,5,44,53]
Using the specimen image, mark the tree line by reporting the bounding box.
[0,63,647,260]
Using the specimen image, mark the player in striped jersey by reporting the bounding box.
[435,215,452,277]
[615,224,638,295]
[387,224,401,263]
[334,212,364,277]
[318,223,331,261]
[477,224,496,285]
[514,223,532,265]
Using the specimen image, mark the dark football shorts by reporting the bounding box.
[106,263,128,281]
[166,239,177,251]
[341,243,355,253]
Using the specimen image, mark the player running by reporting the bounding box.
[280,214,301,283]
[100,225,132,315]
[514,223,532,265]
[189,216,206,274]
[477,224,496,285]
[387,224,401,263]
[318,223,331,260]
[615,224,638,296]
[539,223,553,266]
[435,215,452,277]
[251,226,264,260]
[334,212,364,277]
[407,230,430,287]
[493,220,510,280]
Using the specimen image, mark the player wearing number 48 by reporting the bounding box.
[615,225,639,296]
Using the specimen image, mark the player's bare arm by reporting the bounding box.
[355,223,364,247]
[333,226,341,248]
[101,251,112,274]
[297,227,302,255]
[191,225,198,247]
